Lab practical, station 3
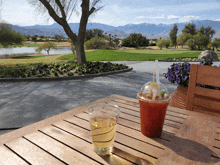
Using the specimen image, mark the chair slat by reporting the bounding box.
[197,74,220,88]
[186,64,198,111]
[197,64,220,77]
[194,97,220,112]
[195,86,220,100]
[186,64,220,114]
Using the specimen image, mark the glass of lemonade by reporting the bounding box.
[87,103,121,155]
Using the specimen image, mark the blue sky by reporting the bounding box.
[1,0,220,27]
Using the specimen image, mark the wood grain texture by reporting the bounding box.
[5,138,64,165]
[64,115,164,157]
[2,94,220,165]
[52,119,157,164]
[155,113,220,165]
[186,64,220,113]
[0,146,28,165]
[39,125,134,165]
[24,131,99,165]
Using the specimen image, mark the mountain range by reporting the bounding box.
[11,20,220,40]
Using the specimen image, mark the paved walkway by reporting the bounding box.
[0,61,220,135]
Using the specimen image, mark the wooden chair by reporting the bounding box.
[186,64,220,116]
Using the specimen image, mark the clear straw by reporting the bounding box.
[155,60,160,83]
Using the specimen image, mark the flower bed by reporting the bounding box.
[0,61,129,78]
[163,58,220,90]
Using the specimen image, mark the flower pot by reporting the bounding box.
[169,85,188,110]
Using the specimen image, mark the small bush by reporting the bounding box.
[68,72,74,76]
[85,37,109,49]
[54,72,58,76]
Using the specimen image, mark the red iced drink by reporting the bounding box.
[137,79,171,138]
[138,94,170,138]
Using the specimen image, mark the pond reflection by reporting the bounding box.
[0,47,72,55]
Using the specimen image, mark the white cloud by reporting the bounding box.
[179,15,200,22]
[136,15,165,19]
[136,16,145,19]
[151,15,165,19]
[168,15,180,19]
[215,19,220,21]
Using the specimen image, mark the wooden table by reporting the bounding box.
[1,94,220,165]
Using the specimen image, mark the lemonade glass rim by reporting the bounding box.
[86,103,121,117]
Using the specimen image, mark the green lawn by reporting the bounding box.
[2,48,220,67]
[116,48,190,54]
[22,43,43,47]
[62,49,219,61]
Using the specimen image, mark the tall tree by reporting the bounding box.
[182,23,197,35]
[54,34,65,42]
[28,0,104,64]
[212,38,220,49]
[0,23,25,47]
[204,26,215,38]
[169,24,178,48]
[197,25,205,35]
[85,28,104,41]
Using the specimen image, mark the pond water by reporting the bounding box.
[0,47,72,56]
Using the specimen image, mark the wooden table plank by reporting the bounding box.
[2,94,220,165]
[0,146,28,165]
[107,100,188,124]
[39,125,134,165]
[78,110,182,136]
[108,99,189,120]
[5,138,64,165]
[52,119,157,164]
[154,114,220,165]
[24,131,100,165]
[112,94,140,105]
[65,114,165,157]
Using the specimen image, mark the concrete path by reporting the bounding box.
[0,61,220,135]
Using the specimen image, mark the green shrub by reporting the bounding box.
[54,72,58,76]
[85,37,109,49]
[68,72,74,76]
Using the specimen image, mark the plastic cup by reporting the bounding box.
[87,103,121,155]
[137,81,171,138]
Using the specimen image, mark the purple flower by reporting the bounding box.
[168,74,175,81]
[183,65,191,71]
[168,68,172,73]
[174,65,181,72]
[175,70,182,75]
[177,63,182,67]
[198,84,206,88]
[200,60,206,65]
[182,75,188,81]
[176,77,181,84]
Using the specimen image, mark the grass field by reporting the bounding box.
[82,49,220,61]
[1,48,220,67]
